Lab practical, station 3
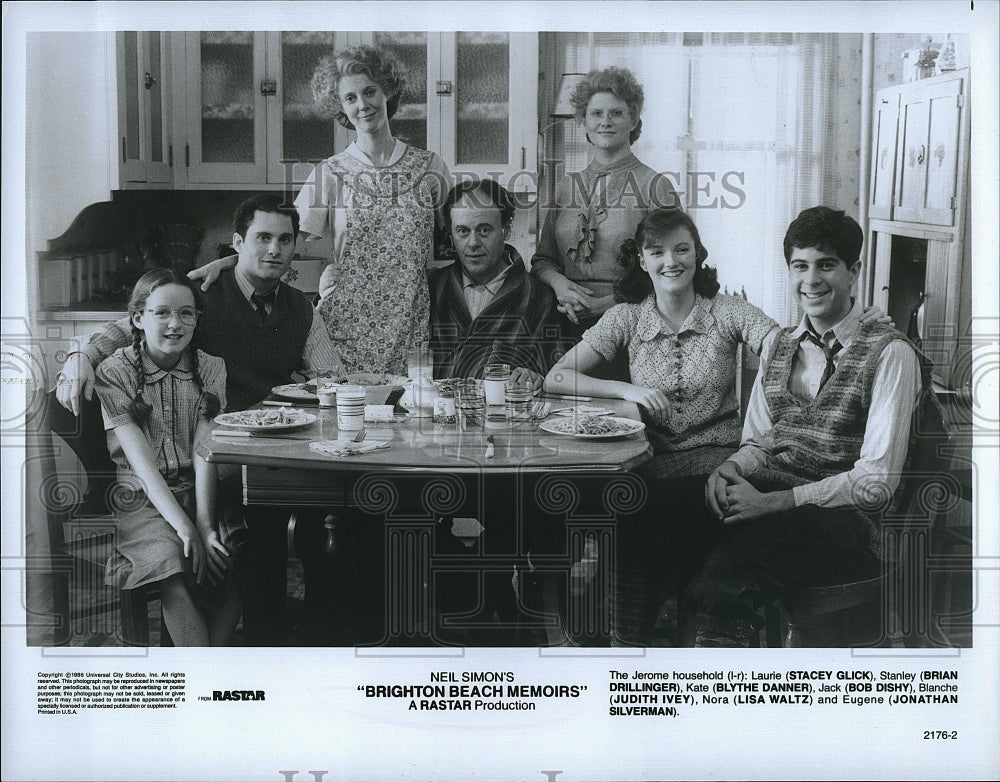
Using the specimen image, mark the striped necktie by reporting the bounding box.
[250,289,276,322]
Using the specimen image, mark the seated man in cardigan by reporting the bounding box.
[426,178,565,642]
[690,206,928,647]
[430,178,564,387]
[56,192,345,645]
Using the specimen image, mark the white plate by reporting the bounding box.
[271,383,318,402]
[214,408,317,432]
[552,406,613,417]
[538,415,645,439]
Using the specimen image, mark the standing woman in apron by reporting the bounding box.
[295,45,451,376]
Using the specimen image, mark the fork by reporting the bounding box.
[351,428,367,443]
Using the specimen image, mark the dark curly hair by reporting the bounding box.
[570,66,644,145]
[614,209,720,303]
[126,268,221,423]
[782,206,863,266]
[311,45,406,131]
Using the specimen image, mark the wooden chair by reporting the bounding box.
[36,390,168,646]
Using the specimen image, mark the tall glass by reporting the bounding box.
[455,379,486,431]
[483,362,511,406]
[504,377,533,423]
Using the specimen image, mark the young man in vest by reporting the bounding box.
[55,193,345,645]
[689,206,927,646]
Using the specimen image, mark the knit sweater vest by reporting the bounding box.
[759,321,907,488]
[198,268,313,410]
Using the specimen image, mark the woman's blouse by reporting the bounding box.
[531,152,678,305]
[95,346,227,492]
[583,293,776,457]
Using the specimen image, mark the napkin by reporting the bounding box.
[364,404,395,422]
[309,439,391,458]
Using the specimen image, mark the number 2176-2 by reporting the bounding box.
[923,730,958,740]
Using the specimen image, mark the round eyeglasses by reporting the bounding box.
[145,307,200,325]
[586,108,629,124]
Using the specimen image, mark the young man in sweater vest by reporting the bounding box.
[688,206,926,646]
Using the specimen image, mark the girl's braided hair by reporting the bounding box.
[126,268,221,423]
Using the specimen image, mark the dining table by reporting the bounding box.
[196,394,654,646]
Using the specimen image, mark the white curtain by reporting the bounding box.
[543,32,850,325]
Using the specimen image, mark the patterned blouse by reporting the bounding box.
[583,293,776,475]
[95,346,227,492]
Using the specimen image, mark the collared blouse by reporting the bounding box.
[583,293,776,460]
[95,345,227,491]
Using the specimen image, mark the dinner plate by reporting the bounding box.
[552,406,613,417]
[271,383,318,402]
[214,408,317,432]
[537,415,645,439]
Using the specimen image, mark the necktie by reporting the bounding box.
[804,332,843,389]
[251,290,276,322]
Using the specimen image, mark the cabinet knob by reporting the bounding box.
[435,80,452,96]
[917,144,926,165]
[143,72,156,90]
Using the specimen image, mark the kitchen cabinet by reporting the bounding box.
[867,69,968,227]
[176,32,356,187]
[355,31,539,189]
[117,32,172,187]
[865,69,971,389]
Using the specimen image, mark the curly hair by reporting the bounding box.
[614,209,720,303]
[126,268,221,423]
[782,206,864,266]
[570,66,645,144]
[311,45,406,130]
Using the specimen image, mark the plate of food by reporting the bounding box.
[551,405,613,417]
[271,382,320,402]
[538,415,645,439]
[214,407,317,432]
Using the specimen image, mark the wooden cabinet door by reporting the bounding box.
[117,32,172,187]
[894,75,965,226]
[869,91,899,220]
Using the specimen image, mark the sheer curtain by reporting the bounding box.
[542,33,850,325]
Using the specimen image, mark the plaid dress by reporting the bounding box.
[95,346,227,591]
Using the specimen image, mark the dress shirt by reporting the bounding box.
[77,260,343,377]
[461,257,513,320]
[731,298,923,509]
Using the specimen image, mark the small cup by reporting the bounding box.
[336,385,366,430]
[456,379,486,431]
[317,385,337,408]
[504,378,533,422]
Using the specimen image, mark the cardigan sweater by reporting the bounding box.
[428,246,565,379]
[199,268,313,410]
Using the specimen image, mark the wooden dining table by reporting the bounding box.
[196,395,654,646]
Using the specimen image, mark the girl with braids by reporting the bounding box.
[94,269,240,645]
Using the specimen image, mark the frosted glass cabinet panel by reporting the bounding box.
[455,32,510,166]
[116,31,172,187]
[372,31,429,152]
[183,32,267,183]
[362,31,538,188]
